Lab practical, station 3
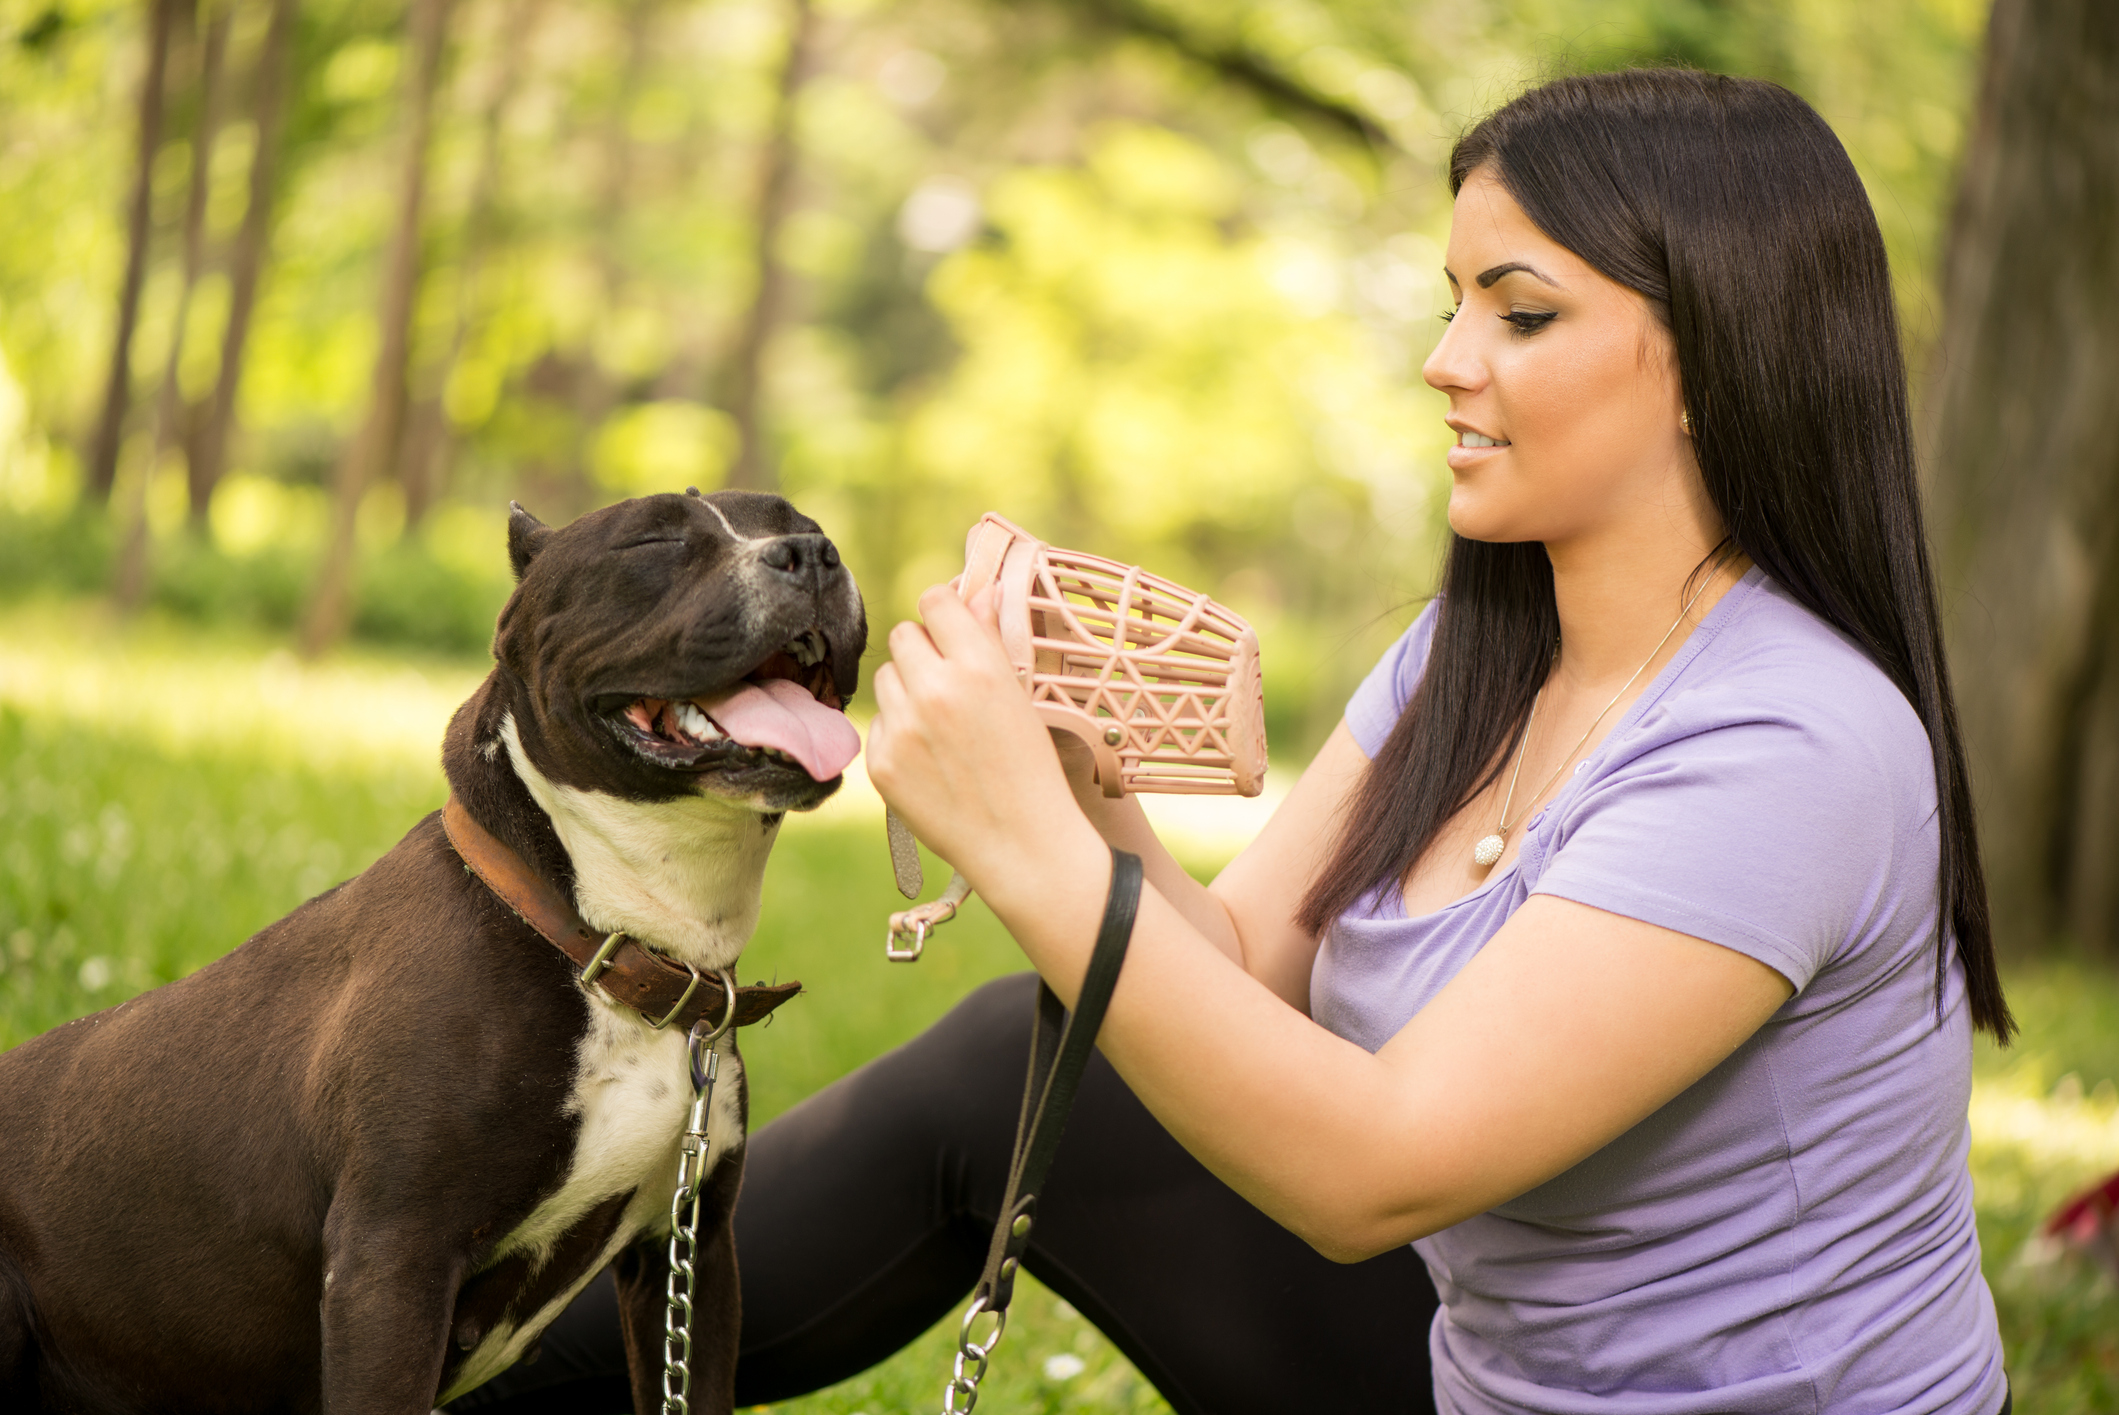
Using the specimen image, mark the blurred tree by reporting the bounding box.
[1927,0,2119,958]
[558,0,657,512]
[190,0,300,521]
[86,0,183,505]
[723,0,816,493]
[1064,0,1385,146]
[116,0,231,607]
[401,0,543,527]
[303,0,454,655]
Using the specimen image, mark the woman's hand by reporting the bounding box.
[866,584,1103,895]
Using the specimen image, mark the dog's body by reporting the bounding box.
[0,490,865,1414]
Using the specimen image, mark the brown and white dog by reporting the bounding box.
[0,489,867,1414]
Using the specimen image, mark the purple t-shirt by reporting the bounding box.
[1311,569,2005,1415]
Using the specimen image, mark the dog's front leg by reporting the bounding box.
[318,1212,464,1415]
[618,1150,744,1415]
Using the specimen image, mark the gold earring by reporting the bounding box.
[1681,410,1694,436]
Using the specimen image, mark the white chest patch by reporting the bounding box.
[440,720,773,1401]
[439,1005,748,1402]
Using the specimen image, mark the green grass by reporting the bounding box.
[1970,973,2119,1413]
[4,599,2118,1411]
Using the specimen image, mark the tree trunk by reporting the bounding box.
[302,0,452,656]
[1925,0,2119,958]
[87,0,183,505]
[190,0,298,522]
[114,0,230,607]
[721,0,815,494]
[547,0,646,517]
[401,0,541,528]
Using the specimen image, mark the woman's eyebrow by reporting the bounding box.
[1475,261,1562,290]
[1440,262,1566,291]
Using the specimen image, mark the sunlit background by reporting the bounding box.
[5,0,2118,1409]
[0,0,1986,746]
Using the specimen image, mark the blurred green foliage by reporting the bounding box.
[0,504,513,650]
[0,0,1986,753]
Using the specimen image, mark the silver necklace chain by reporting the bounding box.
[1472,558,1729,869]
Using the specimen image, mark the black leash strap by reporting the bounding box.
[941,847,1143,1413]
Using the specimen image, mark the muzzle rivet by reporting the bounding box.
[1102,724,1124,747]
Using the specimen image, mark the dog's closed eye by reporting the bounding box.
[619,537,686,551]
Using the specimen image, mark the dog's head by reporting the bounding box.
[496,489,867,815]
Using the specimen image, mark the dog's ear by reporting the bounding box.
[507,502,553,581]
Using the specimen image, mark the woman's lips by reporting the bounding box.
[1446,439,1510,472]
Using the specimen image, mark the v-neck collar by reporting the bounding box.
[1379,565,1769,924]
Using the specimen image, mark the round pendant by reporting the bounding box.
[1472,833,1505,867]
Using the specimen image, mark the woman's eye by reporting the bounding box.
[1502,310,1557,334]
[1439,308,1459,324]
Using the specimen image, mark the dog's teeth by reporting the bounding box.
[676,703,725,743]
[784,629,826,668]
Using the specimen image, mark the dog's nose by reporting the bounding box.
[758,534,840,585]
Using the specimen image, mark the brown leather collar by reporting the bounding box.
[441,795,800,1031]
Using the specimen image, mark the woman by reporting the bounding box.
[462,67,2012,1414]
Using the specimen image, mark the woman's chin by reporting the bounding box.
[1445,490,1531,544]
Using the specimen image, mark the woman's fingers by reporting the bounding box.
[885,616,940,673]
[868,581,1082,881]
[918,583,1009,669]
[868,660,906,723]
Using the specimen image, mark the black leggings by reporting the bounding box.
[450,973,1440,1414]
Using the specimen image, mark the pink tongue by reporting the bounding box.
[696,678,861,781]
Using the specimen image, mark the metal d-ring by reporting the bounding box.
[649,964,705,1031]
[700,967,739,1044]
[885,917,930,963]
[687,968,739,1087]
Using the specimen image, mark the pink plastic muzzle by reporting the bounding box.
[956,512,1267,800]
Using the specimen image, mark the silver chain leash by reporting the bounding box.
[941,1294,1008,1413]
[662,968,738,1415]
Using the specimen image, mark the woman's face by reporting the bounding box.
[1422,166,1693,548]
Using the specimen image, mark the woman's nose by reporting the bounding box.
[1421,312,1482,396]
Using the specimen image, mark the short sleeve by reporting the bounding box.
[1529,700,1916,993]
[1345,601,1441,758]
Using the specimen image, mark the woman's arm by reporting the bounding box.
[869,587,1793,1260]
[1056,722,1373,1014]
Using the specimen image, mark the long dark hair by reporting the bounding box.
[1297,68,2014,1041]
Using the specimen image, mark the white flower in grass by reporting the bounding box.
[1043,1353,1086,1381]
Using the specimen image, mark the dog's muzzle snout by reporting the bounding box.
[758,534,840,590]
